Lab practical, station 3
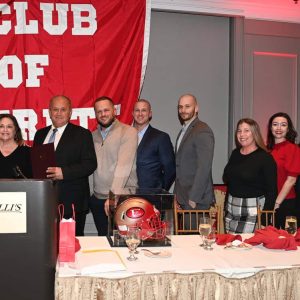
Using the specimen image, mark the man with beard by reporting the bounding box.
[90,96,138,236]
[175,94,215,210]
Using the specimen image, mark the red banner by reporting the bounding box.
[0,0,150,141]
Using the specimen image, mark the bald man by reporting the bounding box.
[34,95,97,236]
[175,94,215,210]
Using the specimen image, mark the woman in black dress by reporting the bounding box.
[0,114,32,178]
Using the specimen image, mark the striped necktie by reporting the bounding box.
[48,128,58,144]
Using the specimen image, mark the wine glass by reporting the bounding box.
[285,216,297,235]
[125,227,141,261]
[205,229,216,250]
[199,217,212,250]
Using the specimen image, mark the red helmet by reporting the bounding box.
[114,197,167,240]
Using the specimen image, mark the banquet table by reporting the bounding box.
[56,235,300,300]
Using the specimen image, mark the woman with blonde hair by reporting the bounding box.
[223,118,277,233]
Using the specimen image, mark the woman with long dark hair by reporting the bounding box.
[267,112,300,229]
[223,118,277,233]
[0,113,32,178]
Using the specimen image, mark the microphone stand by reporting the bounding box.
[13,165,28,179]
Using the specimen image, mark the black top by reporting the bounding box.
[223,148,277,210]
[0,146,32,179]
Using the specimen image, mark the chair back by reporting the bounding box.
[174,205,221,234]
[257,208,275,229]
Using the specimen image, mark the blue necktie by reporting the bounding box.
[48,128,58,144]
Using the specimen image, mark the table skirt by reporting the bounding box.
[56,267,300,300]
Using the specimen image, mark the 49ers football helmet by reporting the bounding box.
[114,197,167,240]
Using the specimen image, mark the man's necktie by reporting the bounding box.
[48,128,58,144]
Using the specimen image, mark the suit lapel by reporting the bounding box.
[176,118,199,153]
[55,123,71,153]
[137,125,152,152]
[37,126,51,144]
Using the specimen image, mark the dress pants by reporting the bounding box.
[89,194,108,236]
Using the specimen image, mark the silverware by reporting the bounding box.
[141,249,161,255]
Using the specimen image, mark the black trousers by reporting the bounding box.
[275,198,297,229]
[88,194,108,236]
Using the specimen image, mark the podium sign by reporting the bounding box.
[0,180,58,300]
[0,192,27,233]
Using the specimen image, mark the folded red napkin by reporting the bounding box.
[294,228,300,244]
[244,226,298,251]
[75,237,81,252]
[216,233,242,245]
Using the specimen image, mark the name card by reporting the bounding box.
[0,192,26,233]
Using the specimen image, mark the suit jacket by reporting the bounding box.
[34,123,97,215]
[175,118,215,209]
[137,125,175,190]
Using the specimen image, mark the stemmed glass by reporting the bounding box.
[199,217,212,250]
[205,229,216,250]
[125,227,141,261]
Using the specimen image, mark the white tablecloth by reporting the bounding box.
[57,235,300,279]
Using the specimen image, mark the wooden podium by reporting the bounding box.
[0,180,58,300]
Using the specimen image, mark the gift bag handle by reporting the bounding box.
[58,203,75,220]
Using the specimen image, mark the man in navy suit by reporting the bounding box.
[33,95,97,236]
[133,99,175,191]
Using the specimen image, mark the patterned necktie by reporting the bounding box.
[48,128,58,144]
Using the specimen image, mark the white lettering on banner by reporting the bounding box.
[0,4,11,34]
[40,3,68,35]
[71,4,97,35]
[0,192,27,233]
[71,108,96,128]
[0,105,121,141]
[13,109,38,141]
[0,2,97,36]
[14,2,38,34]
[0,55,49,88]
[25,55,49,87]
[0,56,22,88]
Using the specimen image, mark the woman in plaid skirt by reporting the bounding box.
[223,118,277,233]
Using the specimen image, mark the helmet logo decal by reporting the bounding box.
[126,207,145,219]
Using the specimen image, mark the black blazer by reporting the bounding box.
[137,125,175,190]
[33,123,97,215]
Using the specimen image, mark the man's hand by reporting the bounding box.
[46,167,63,180]
[104,199,110,216]
[188,200,196,209]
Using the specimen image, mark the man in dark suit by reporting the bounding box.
[133,99,175,191]
[33,95,97,236]
[175,94,215,210]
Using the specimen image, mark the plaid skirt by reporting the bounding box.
[225,194,265,233]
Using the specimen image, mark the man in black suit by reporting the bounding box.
[175,94,215,210]
[133,99,175,191]
[33,95,97,236]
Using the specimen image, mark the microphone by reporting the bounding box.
[13,165,28,179]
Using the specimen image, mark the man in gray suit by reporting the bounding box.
[175,94,215,210]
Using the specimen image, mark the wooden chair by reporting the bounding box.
[213,185,227,234]
[174,205,221,234]
[257,208,275,229]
